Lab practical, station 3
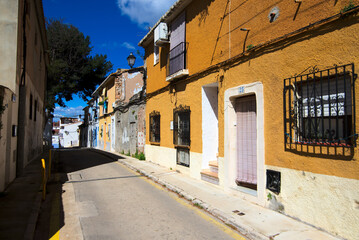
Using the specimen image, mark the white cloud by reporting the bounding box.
[117,0,177,27]
[121,42,136,50]
[54,106,84,119]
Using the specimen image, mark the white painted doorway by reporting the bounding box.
[202,83,218,168]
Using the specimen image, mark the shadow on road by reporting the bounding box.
[34,148,128,240]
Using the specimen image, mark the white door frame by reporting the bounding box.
[224,82,265,206]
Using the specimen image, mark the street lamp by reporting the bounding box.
[127,52,136,68]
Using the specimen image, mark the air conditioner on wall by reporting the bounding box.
[154,22,169,46]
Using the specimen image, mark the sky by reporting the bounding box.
[44,0,177,120]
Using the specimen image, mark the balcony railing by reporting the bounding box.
[167,42,188,78]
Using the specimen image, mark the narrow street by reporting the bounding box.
[34,149,245,240]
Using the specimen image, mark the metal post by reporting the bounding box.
[41,159,46,200]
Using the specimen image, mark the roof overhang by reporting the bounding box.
[138,0,192,47]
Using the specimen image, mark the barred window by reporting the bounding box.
[173,105,190,167]
[173,106,190,146]
[284,64,356,147]
[149,111,160,143]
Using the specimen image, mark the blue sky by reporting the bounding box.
[44,0,177,119]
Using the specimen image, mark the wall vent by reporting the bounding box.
[266,169,281,194]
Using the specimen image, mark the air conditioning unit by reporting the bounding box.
[154,22,169,46]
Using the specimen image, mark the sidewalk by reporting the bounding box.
[92,148,341,240]
[0,151,49,240]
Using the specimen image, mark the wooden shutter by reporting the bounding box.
[170,11,185,50]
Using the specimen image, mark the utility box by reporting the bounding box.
[154,22,169,46]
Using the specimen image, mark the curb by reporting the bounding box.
[117,158,268,240]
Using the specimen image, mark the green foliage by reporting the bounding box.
[126,151,130,156]
[194,203,203,209]
[246,44,254,51]
[98,101,105,105]
[267,193,272,201]
[121,150,124,154]
[46,19,113,111]
[341,0,355,13]
[138,152,145,160]
[132,149,145,160]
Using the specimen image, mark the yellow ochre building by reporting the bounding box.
[139,0,359,239]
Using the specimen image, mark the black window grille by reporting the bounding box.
[284,64,356,147]
[149,111,160,143]
[167,42,187,77]
[173,105,190,146]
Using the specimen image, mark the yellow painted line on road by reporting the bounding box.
[116,162,246,240]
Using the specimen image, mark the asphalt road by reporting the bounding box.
[35,149,245,240]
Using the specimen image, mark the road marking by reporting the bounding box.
[116,162,246,240]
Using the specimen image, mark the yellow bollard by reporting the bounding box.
[41,158,46,200]
[48,149,52,181]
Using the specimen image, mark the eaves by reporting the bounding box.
[138,0,192,47]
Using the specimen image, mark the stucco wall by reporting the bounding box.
[115,104,145,155]
[142,1,359,238]
[0,87,18,192]
[0,0,19,93]
[265,166,359,240]
[145,0,359,94]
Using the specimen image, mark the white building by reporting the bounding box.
[59,117,82,148]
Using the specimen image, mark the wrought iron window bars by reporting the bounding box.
[284,64,356,148]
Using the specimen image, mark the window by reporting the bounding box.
[149,111,160,143]
[173,106,190,146]
[167,11,187,78]
[284,64,356,147]
[29,94,33,119]
[154,46,159,65]
[34,100,37,121]
[108,124,111,140]
[173,105,190,167]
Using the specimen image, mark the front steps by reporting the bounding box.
[201,161,219,185]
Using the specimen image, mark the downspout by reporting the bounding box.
[16,0,27,176]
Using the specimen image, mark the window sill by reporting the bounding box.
[166,69,189,82]
[150,141,160,146]
[290,141,354,148]
[174,144,190,149]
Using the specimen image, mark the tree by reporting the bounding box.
[46,19,113,111]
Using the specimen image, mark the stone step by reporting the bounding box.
[209,161,218,173]
[209,161,218,167]
[200,169,219,185]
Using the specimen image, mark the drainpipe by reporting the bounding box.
[16,0,27,176]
